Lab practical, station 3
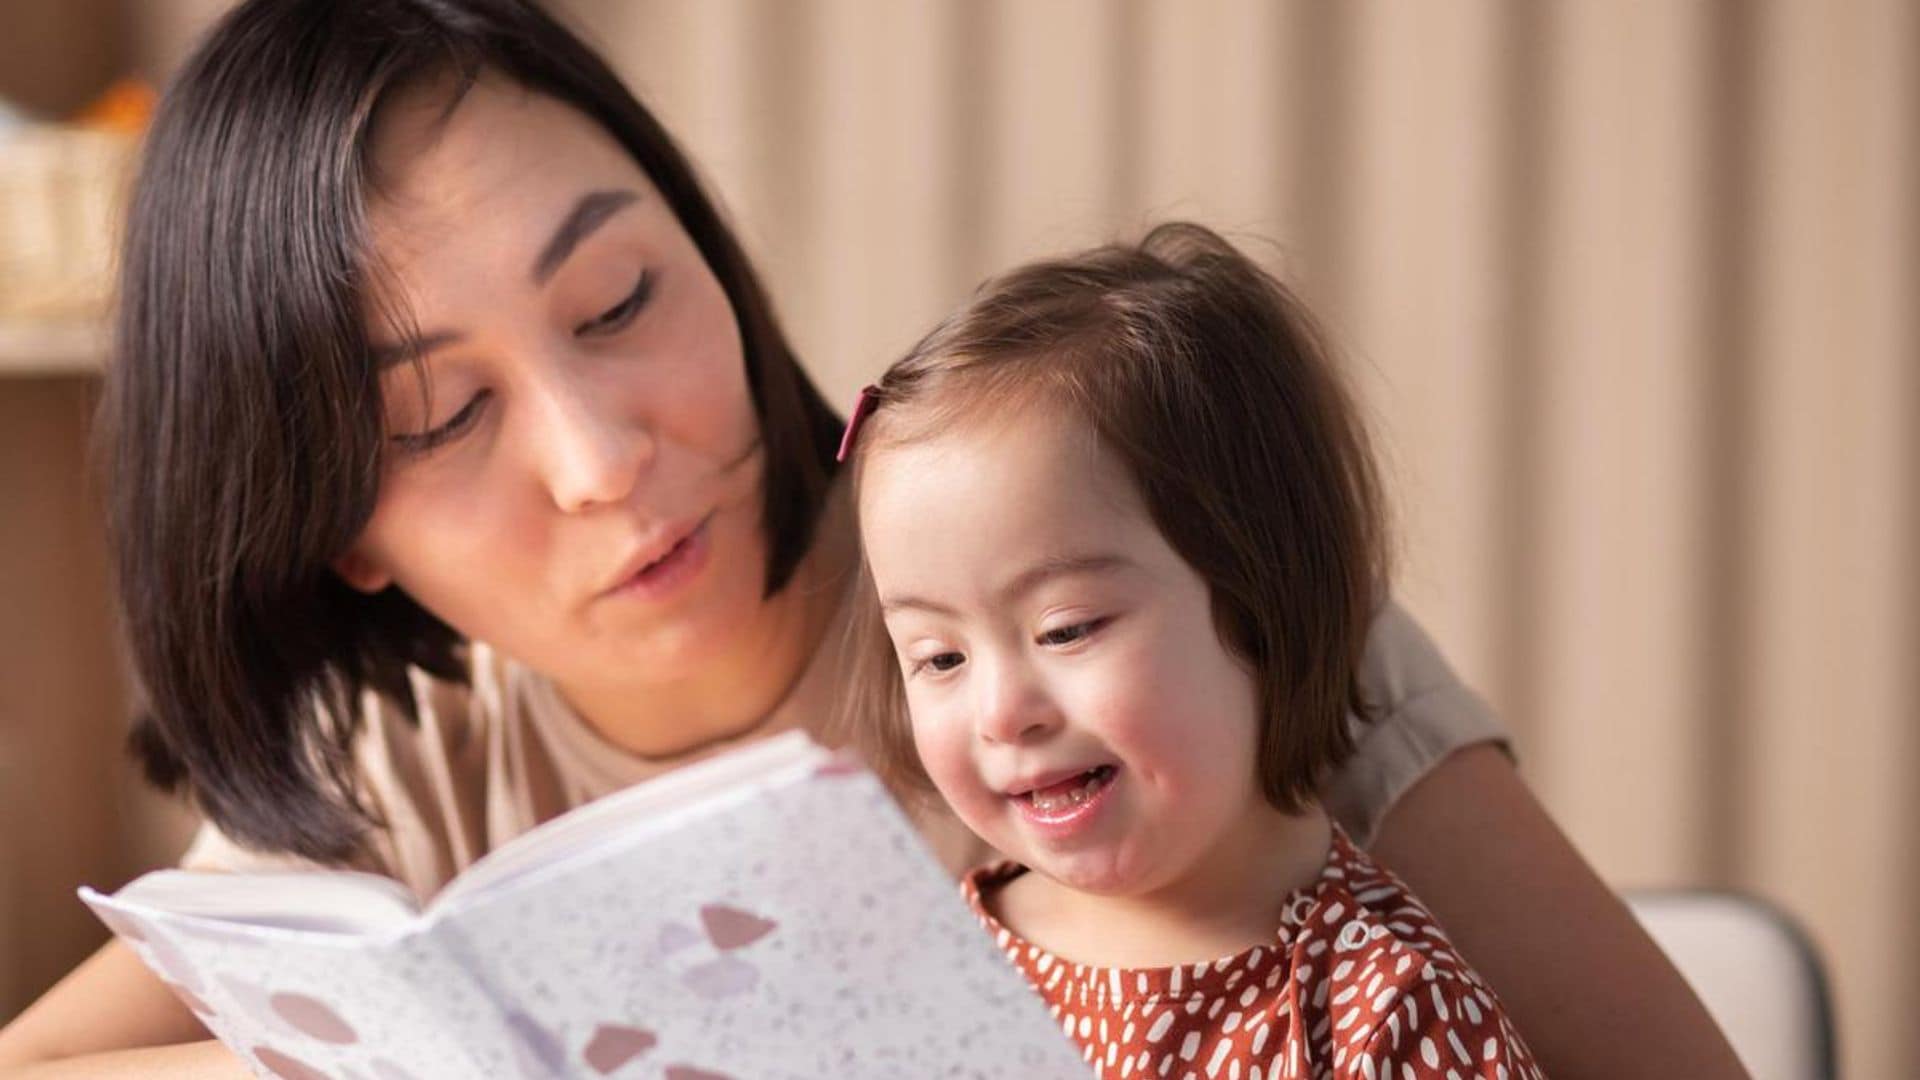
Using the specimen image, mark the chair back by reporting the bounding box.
[1627,890,1836,1080]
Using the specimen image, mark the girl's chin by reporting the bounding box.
[1017,848,1155,899]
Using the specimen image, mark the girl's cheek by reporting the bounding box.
[1077,665,1158,744]
[913,712,984,801]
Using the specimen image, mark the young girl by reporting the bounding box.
[839,223,1543,1079]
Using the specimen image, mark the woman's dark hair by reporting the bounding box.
[107,0,842,861]
[841,222,1387,813]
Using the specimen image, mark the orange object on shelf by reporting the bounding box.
[70,78,157,136]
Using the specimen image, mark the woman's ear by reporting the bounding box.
[332,548,394,594]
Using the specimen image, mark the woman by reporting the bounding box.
[0,1,1742,1076]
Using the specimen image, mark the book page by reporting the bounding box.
[422,755,1087,1077]
[430,729,825,910]
[77,894,499,1078]
[86,867,422,934]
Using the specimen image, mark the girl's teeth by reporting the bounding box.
[1029,770,1106,812]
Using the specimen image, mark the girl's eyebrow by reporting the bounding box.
[879,593,959,618]
[531,188,640,285]
[878,554,1130,618]
[999,553,1131,602]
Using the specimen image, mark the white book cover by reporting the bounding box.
[80,732,1087,1079]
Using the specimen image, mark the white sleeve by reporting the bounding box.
[1320,600,1513,847]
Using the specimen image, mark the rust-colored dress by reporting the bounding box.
[963,828,1544,1080]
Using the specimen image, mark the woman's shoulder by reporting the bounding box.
[1327,600,1512,846]
[339,641,527,804]
[1355,600,1493,717]
[180,643,569,897]
[367,640,512,757]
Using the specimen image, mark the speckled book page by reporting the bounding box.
[81,735,1088,1079]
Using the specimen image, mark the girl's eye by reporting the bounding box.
[1038,618,1106,648]
[391,389,492,455]
[910,651,966,677]
[576,269,654,336]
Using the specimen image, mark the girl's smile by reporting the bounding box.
[1006,763,1120,835]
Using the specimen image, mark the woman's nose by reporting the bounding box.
[973,663,1063,746]
[531,371,655,513]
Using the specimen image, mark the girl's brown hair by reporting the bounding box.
[842,222,1387,814]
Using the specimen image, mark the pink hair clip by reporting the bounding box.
[835,384,880,463]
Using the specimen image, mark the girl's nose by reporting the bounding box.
[532,371,655,513]
[974,664,1063,746]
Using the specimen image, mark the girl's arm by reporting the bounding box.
[0,940,249,1078]
[1372,743,1747,1080]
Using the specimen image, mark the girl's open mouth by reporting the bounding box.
[1013,765,1118,829]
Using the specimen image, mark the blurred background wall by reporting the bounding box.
[0,1,1913,1075]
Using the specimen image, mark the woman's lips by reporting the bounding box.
[604,517,711,602]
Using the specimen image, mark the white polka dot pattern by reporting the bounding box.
[962,827,1544,1079]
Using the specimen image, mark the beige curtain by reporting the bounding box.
[3,1,1912,1074]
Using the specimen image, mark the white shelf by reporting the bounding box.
[0,320,107,376]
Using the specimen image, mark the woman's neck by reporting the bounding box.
[992,805,1333,970]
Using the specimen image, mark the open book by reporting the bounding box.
[81,732,1086,1079]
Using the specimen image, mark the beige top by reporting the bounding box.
[180,595,1508,900]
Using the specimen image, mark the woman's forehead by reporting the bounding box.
[360,73,667,334]
[365,74,654,262]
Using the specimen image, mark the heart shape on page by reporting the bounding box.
[698,904,776,950]
[583,1023,658,1074]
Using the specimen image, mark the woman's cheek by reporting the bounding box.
[677,283,752,424]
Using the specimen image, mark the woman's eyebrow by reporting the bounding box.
[531,188,641,285]
[370,190,643,367]
[373,329,459,369]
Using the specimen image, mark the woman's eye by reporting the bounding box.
[1038,619,1105,648]
[577,269,654,336]
[391,390,492,455]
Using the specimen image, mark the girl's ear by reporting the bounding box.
[332,548,394,594]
